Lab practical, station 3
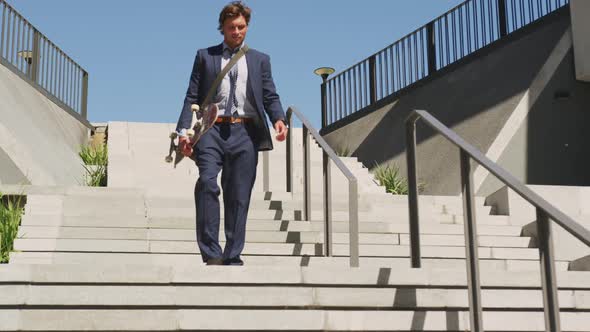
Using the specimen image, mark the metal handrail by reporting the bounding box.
[0,0,88,119]
[406,109,590,332]
[286,106,360,267]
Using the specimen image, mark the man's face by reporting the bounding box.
[223,14,248,49]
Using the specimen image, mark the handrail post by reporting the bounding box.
[368,55,377,104]
[1,1,7,60]
[286,112,293,193]
[302,126,311,221]
[31,29,40,83]
[460,149,484,332]
[323,150,332,256]
[349,180,359,267]
[536,208,562,332]
[426,22,437,75]
[406,114,421,268]
[498,0,508,37]
[81,71,89,119]
[262,151,269,192]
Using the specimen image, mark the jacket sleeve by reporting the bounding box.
[175,50,202,132]
[260,54,286,125]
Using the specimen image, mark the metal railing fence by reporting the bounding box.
[323,0,569,127]
[405,109,590,332]
[286,107,360,267]
[0,0,88,118]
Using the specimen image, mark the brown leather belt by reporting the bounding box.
[215,117,252,124]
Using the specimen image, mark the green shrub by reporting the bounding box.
[335,146,352,157]
[80,144,108,187]
[373,163,425,195]
[0,193,24,264]
[80,143,108,166]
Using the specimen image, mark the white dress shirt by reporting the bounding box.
[217,42,256,118]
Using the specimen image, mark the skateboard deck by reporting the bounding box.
[165,103,218,167]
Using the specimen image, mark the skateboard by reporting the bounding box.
[165,103,218,167]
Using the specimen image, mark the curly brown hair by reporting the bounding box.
[218,1,252,34]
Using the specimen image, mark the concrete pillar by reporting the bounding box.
[570,0,590,82]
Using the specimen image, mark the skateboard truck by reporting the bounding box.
[164,104,202,168]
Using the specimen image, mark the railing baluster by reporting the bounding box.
[10,9,15,63]
[32,29,39,83]
[330,81,338,123]
[369,55,377,103]
[401,38,407,87]
[498,0,508,36]
[353,65,358,111]
[536,208,562,332]
[81,70,88,119]
[444,14,450,66]
[0,1,6,58]
[51,46,56,95]
[384,50,390,95]
[426,22,436,74]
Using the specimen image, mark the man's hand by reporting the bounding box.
[178,136,194,157]
[274,120,288,142]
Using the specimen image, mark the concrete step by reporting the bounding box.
[16,226,533,247]
[1,309,589,331]
[2,264,588,287]
[22,190,480,209]
[8,252,573,271]
[19,216,526,236]
[12,238,545,260]
[1,282,589,309]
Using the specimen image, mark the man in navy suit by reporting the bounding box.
[175,1,288,266]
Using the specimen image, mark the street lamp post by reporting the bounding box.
[314,67,335,129]
[313,66,336,257]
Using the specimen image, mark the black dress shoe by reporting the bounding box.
[206,258,224,265]
[223,258,244,266]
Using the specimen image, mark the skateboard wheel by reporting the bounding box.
[169,132,178,139]
[186,129,195,138]
[165,156,173,163]
[191,104,200,112]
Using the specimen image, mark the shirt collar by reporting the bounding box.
[223,42,243,54]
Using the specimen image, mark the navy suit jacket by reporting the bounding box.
[176,43,285,151]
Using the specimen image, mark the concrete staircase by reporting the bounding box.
[1,122,589,331]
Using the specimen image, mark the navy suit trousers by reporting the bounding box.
[193,122,258,264]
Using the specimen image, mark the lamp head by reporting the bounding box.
[314,67,335,82]
[17,50,34,64]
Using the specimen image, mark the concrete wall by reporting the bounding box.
[478,45,590,194]
[571,0,590,81]
[323,11,589,195]
[0,62,89,186]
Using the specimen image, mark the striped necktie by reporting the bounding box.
[226,52,239,117]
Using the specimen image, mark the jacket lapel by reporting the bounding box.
[212,43,223,80]
[246,50,258,110]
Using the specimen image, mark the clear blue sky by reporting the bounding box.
[10,0,463,128]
